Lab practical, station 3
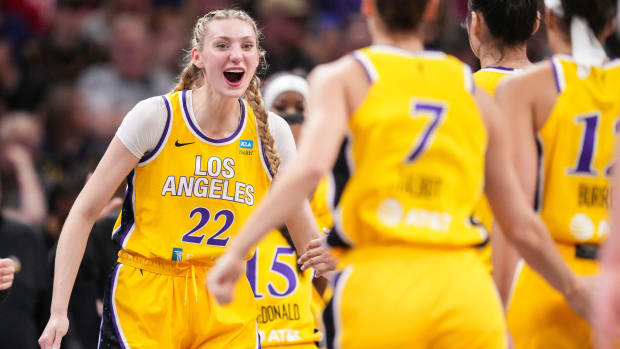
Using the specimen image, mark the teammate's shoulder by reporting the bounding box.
[309,55,362,82]
[496,60,553,95]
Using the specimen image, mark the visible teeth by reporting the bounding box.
[226,70,243,73]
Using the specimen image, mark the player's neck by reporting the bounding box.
[191,85,241,138]
[479,44,531,69]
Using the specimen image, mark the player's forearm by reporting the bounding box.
[284,201,322,255]
[502,212,577,298]
[227,162,323,260]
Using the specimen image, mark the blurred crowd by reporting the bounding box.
[0,0,619,348]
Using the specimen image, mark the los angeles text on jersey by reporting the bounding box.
[160,155,255,205]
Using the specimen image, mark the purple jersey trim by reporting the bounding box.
[116,171,136,247]
[182,90,246,143]
[139,96,172,163]
[262,146,274,178]
[109,264,128,349]
[485,66,516,72]
[351,51,377,83]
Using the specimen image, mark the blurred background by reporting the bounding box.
[0,0,619,348]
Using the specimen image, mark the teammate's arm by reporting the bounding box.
[207,57,359,304]
[38,138,139,349]
[475,87,594,323]
[492,64,558,304]
[595,139,620,348]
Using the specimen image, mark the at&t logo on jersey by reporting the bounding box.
[240,140,253,149]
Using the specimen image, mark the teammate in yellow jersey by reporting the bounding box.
[495,0,619,347]
[208,0,596,348]
[38,9,329,349]
[243,73,328,348]
[465,0,540,284]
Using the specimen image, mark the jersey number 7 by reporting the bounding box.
[406,101,447,163]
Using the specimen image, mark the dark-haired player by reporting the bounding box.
[208,0,595,347]
[495,0,619,347]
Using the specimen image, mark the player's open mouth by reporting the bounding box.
[223,70,244,86]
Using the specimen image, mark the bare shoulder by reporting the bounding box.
[309,55,370,116]
[497,60,554,94]
[496,60,557,129]
[308,55,365,86]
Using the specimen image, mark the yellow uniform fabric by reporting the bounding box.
[106,90,272,348]
[104,251,259,349]
[507,56,620,348]
[328,46,488,249]
[324,246,506,349]
[112,90,272,261]
[472,67,522,273]
[310,177,333,232]
[507,244,597,349]
[538,56,620,244]
[249,230,321,348]
[324,45,505,349]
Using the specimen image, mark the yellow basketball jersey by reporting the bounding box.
[311,177,333,232]
[247,230,321,347]
[327,46,488,249]
[112,90,272,262]
[472,67,522,233]
[538,55,620,244]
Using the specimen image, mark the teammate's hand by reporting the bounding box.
[564,275,598,325]
[38,313,69,349]
[595,271,620,348]
[0,258,15,290]
[207,252,244,305]
[298,237,337,278]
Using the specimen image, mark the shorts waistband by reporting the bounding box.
[117,250,216,276]
[554,241,599,260]
[574,244,598,260]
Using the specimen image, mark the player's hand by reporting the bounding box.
[38,313,69,349]
[298,237,337,278]
[595,271,620,348]
[207,252,244,305]
[564,275,598,325]
[0,258,15,290]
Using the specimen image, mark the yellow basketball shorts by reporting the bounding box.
[99,250,260,349]
[507,242,599,349]
[322,246,507,349]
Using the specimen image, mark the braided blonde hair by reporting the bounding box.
[174,9,280,175]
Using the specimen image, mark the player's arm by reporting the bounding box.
[475,86,594,323]
[207,57,361,304]
[491,64,558,304]
[38,97,165,349]
[38,138,139,349]
[595,140,620,348]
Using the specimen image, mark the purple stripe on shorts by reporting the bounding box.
[139,96,171,163]
[182,90,246,143]
[109,264,127,349]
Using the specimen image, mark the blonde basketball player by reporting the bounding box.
[495,0,619,347]
[208,0,596,348]
[465,0,540,288]
[38,9,327,349]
